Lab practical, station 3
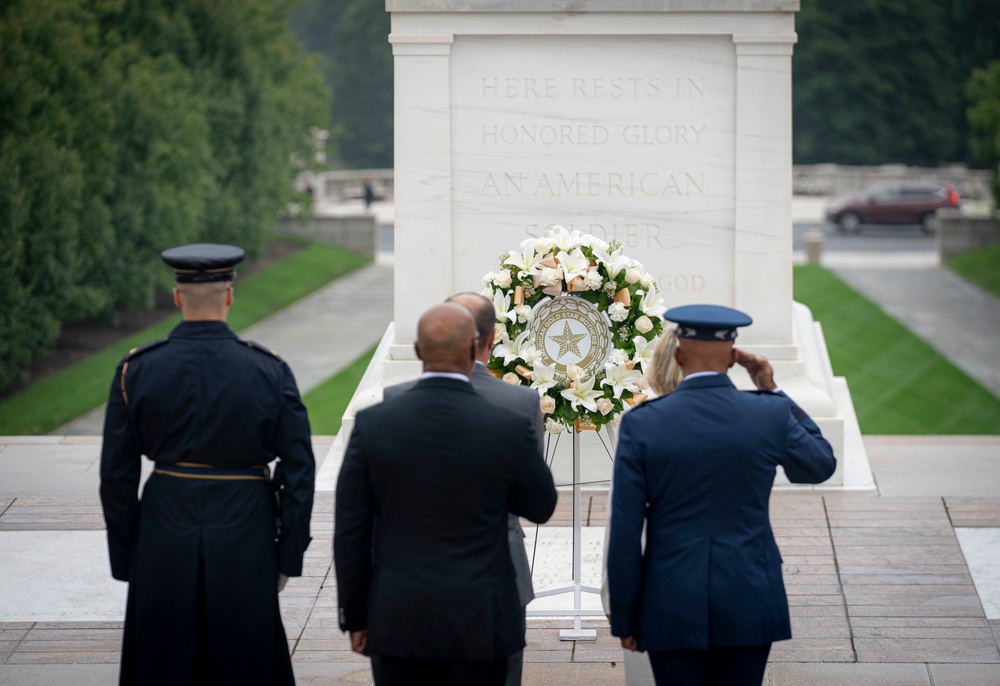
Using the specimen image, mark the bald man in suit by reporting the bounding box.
[335,302,556,686]
[383,292,546,686]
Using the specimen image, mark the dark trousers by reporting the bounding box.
[647,643,771,686]
[371,654,507,686]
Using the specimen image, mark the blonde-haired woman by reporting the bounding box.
[600,325,681,684]
[646,326,683,397]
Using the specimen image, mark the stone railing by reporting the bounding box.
[297,169,395,205]
[792,163,993,204]
[300,165,991,207]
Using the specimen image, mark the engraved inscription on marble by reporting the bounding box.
[451,36,736,304]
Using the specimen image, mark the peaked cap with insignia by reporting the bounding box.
[663,304,752,342]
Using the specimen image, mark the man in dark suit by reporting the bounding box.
[100,244,315,686]
[383,292,545,686]
[335,302,557,686]
[607,305,836,686]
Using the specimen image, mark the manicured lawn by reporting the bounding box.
[0,243,369,435]
[947,243,1000,298]
[794,265,1000,434]
[302,344,379,435]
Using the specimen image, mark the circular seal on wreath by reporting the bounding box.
[531,296,613,382]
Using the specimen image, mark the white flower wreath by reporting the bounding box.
[482,226,667,432]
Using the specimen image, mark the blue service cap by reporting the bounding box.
[663,304,752,341]
[161,243,244,283]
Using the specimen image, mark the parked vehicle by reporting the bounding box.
[824,180,960,234]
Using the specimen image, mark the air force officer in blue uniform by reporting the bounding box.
[607,305,836,686]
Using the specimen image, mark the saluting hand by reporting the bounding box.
[734,349,777,391]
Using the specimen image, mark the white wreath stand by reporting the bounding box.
[528,424,617,641]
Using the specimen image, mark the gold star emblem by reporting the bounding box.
[551,321,585,359]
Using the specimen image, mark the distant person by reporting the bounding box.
[100,243,316,686]
[362,178,375,208]
[607,305,836,686]
[383,292,545,686]
[335,302,557,686]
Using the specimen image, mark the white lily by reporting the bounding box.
[602,361,643,398]
[639,286,666,318]
[519,235,551,255]
[560,375,604,412]
[492,289,518,324]
[590,243,633,279]
[548,225,588,252]
[632,335,657,369]
[530,362,559,393]
[504,245,544,279]
[555,248,591,283]
[494,330,534,366]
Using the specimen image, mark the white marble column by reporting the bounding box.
[732,35,796,350]
[388,33,455,361]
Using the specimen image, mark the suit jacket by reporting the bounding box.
[607,374,836,651]
[334,377,557,661]
[384,363,545,606]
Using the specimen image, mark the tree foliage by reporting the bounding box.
[0,0,328,389]
[290,0,392,169]
[793,0,963,165]
[967,61,1000,204]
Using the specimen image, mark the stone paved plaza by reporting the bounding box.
[2,436,1000,685]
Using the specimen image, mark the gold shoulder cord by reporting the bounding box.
[120,361,130,406]
[120,347,138,406]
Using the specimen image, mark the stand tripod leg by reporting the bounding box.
[559,428,597,641]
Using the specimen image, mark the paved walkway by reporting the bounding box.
[833,267,1000,399]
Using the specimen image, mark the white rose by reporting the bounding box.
[610,349,629,365]
[514,304,533,323]
[624,267,642,284]
[590,237,609,252]
[639,274,653,290]
[494,269,513,289]
[545,418,565,434]
[539,396,556,414]
[493,323,506,343]
[638,376,650,391]
[566,364,583,381]
[481,286,494,298]
[482,271,496,286]
[502,372,521,385]
[583,270,603,290]
[608,302,628,322]
[596,398,614,416]
[635,315,653,334]
[539,267,560,287]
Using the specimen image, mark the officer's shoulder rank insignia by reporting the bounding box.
[243,339,283,361]
[120,339,169,406]
[125,338,169,360]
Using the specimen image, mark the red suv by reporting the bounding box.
[824,180,960,234]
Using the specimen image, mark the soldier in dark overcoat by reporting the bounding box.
[100,244,315,685]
